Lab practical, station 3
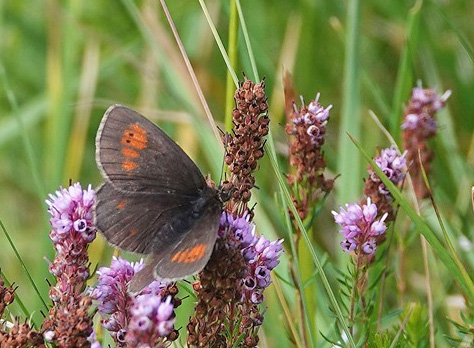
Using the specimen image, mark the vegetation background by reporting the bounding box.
[1,0,474,346]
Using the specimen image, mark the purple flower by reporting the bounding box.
[332,198,388,255]
[46,183,96,299]
[91,257,175,346]
[368,146,407,196]
[126,294,175,343]
[290,93,331,145]
[219,212,283,304]
[401,87,450,132]
[47,183,96,248]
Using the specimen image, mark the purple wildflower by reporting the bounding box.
[368,146,407,195]
[332,198,388,255]
[401,87,450,132]
[187,212,282,347]
[46,183,96,281]
[363,146,406,221]
[285,93,334,222]
[42,183,96,348]
[126,294,175,345]
[402,85,450,199]
[219,213,283,304]
[287,93,332,146]
[91,257,178,346]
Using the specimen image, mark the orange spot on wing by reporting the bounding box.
[178,249,189,263]
[171,244,207,264]
[121,123,148,150]
[117,200,127,209]
[130,229,139,236]
[131,123,146,135]
[187,244,206,262]
[121,148,140,158]
[171,251,182,262]
[122,161,138,171]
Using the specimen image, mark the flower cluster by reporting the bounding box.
[333,198,388,257]
[220,213,283,304]
[285,93,333,221]
[46,183,96,284]
[91,257,179,347]
[364,146,407,221]
[188,212,283,348]
[402,86,450,198]
[42,183,96,348]
[223,78,269,216]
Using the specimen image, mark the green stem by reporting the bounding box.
[337,0,362,204]
[225,0,239,133]
[281,192,313,347]
[235,0,259,81]
[0,218,48,312]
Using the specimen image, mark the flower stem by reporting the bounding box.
[225,0,239,133]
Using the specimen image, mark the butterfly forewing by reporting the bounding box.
[95,183,196,254]
[96,105,206,196]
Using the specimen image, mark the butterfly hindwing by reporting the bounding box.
[153,201,221,281]
[96,105,206,196]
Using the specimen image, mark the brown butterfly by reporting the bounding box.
[94,105,222,291]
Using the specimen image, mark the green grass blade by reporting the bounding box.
[0,218,48,312]
[349,134,474,303]
[224,0,239,133]
[337,0,362,204]
[235,0,259,81]
[390,0,422,144]
[198,0,238,87]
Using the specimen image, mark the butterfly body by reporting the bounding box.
[94,105,222,288]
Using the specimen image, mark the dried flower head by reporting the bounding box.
[285,93,334,221]
[42,183,96,348]
[0,279,42,348]
[333,198,388,260]
[0,321,45,348]
[0,275,14,319]
[187,212,282,348]
[364,146,407,221]
[188,78,281,348]
[402,86,450,198]
[223,78,269,216]
[91,257,179,347]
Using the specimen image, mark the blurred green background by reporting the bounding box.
[1,0,474,346]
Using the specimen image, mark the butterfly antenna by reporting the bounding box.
[249,202,257,217]
[216,125,225,136]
